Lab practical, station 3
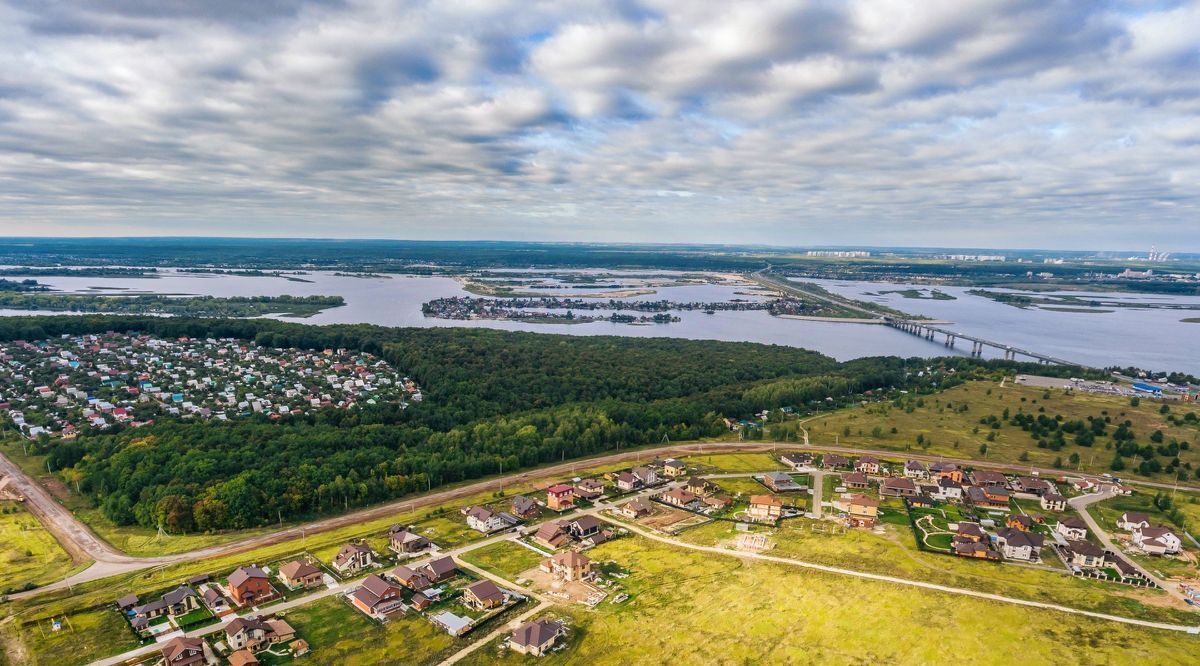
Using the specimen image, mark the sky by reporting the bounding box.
[0,1,1198,250]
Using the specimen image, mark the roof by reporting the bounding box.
[550,550,591,568]
[905,460,926,470]
[1120,511,1150,524]
[547,483,574,494]
[228,565,268,589]
[465,579,505,603]
[881,477,917,490]
[570,515,600,532]
[425,556,458,577]
[117,593,139,609]
[663,459,686,469]
[663,488,698,504]
[764,471,793,482]
[334,542,372,565]
[511,619,562,648]
[391,529,426,545]
[228,649,260,666]
[535,521,567,539]
[225,616,269,638]
[957,522,985,537]
[850,494,879,508]
[1058,516,1087,530]
[512,496,538,511]
[858,456,880,464]
[1042,492,1066,502]
[431,611,472,634]
[466,506,495,521]
[1066,539,1105,558]
[161,585,196,606]
[359,574,397,598]
[997,528,1044,549]
[749,494,782,507]
[279,560,321,580]
[1137,526,1177,539]
[842,471,868,484]
[160,636,204,661]
[970,470,1007,485]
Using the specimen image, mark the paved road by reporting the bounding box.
[1069,491,1185,602]
[599,512,1200,633]
[14,435,1200,600]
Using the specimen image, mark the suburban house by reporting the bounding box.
[1040,493,1067,512]
[631,466,658,486]
[781,453,813,471]
[841,471,870,490]
[1132,526,1182,555]
[686,477,712,495]
[703,495,732,510]
[574,479,606,500]
[511,496,541,520]
[278,561,324,590]
[465,506,510,534]
[903,460,929,479]
[542,550,594,581]
[854,456,881,474]
[955,522,986,542]
[929,462,964,483]
[1014,477,1054,496]
[566,515,601,540]
[423,556,460,583]
[662,459,687,477]
[762,471,802,492]
[224,616,273,652]
[932,477,964,501]
[462,580,507,611]
[509,618,565,656]
[660,487,700,509]
[228,566,274,606]
[821,454,850,470]
[994,528,1044,561]
[131,585,200,619]
[845,494,879,528]
[965,485,1010,511]
[1005,514,1033,532]
[620,498,652,519]
[351,574,405,617]
[747,495,784,523]
[1064,540,1107,569]
[954,540,1001,560]
[202,587,229,615]
[546,484,576,511]
[1055,517,1089,541]
[388,527,431,555]
[534,521,571,549]
[615,472,640,492]
[332,542,375,575]
[390,565,432,591]
[1117,512,1151,532]
[879,477,918,497]
[158,636,206,666]
[968,470,1007,487]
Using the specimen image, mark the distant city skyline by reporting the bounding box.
[1,1,1198,249]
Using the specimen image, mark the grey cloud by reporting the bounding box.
[0,0,1196,249]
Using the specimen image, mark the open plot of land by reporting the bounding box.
[806,380,1200,482]
[461,540,547,581]
[277,595,464,665]
[681,452,786,473]
[676,513,1195,624]
[457,535,1200,665]
[0,503,79,594]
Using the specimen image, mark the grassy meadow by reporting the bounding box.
[0,503,80,594]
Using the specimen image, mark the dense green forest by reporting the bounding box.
[2,315,1086,533]
[0,293,343,317]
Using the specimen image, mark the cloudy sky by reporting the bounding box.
[1,1,1198,249]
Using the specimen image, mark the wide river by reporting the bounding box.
[10,270,1199,374]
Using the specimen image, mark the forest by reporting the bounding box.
[2,315,1086,533]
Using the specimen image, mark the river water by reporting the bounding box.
[11,270,1199,373]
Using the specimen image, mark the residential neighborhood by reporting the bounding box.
[0,333,420,439]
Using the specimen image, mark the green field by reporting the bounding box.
[0,504,79,594]
[457,535,1200,665]
[278,595,463,665]
[461,541,547,580]
[681,452,785,473]
[807,380,1200,481]
[676,511,1195,624]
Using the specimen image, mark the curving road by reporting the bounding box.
[10,435,1200,600]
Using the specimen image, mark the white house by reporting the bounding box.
[903,460,929,480]
[994,528,1044,562]
[1116,512,1151,532]
[464,506,508,534]
[1132,526,1182,555]
[932,477,963,501]
[1054,517,1088,541]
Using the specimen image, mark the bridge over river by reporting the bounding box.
[883,316,1087,367]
